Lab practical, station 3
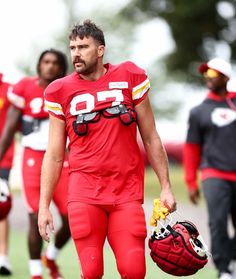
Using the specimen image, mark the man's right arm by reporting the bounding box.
[38,114,67,242]
[135,96,176,212]
[0,105,21,160]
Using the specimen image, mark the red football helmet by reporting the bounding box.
[149,219,209,276]
[0,178,12,221]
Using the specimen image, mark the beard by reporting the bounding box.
[73,58,98,75]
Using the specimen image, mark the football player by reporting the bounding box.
[38,20,176,279]
[0,73,14,275]
[0,50,70,279]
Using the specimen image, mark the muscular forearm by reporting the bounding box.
[143,133,176,210]
[143,133,171,190]
[39,152,64,209]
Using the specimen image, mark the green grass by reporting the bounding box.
[8,230,216,279]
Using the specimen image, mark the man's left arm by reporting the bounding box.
[135,96,176,212]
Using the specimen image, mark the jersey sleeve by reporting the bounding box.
[7,79,27,110]
[126,62,151,106]
[183,143,201,191]
[44,80,65,120]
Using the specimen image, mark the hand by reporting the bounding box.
[159,187,177,213]
[38,207,55,242]
[189,188,200,205]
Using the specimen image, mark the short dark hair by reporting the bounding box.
[69,20,105,46]
[37,49,68,77]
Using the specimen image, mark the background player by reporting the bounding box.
[0,49,71,279]
[184,58,236,279]
[38,20,176,279]
[0,72,14,275]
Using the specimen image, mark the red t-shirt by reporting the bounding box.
[45,61,151,204]
[0,81,14,169]
[9,76,48,118]
[8,77,50,150]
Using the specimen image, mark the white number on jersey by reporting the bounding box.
[70,90,124,116]
[29,97,44,114]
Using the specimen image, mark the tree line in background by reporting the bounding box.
[20,0,236,119]
[116,0,236,83]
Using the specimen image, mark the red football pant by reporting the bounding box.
[68,201,147,279]
[22,148,68,214]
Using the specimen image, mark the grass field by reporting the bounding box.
[8,166,216,278]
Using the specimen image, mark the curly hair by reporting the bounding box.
[69,19,105,46]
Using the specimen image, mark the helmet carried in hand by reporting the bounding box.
[149,220,208,276]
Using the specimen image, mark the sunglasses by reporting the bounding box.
[72,104,136,136]
[203,69,220,79]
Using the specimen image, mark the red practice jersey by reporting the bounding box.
[0,80,14,169]
[45,61,151,205]
[8,77,49,151]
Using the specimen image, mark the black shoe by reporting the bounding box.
[0,265,12,276]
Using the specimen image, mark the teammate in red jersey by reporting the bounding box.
[0,73,14,275]
[0,50,70,279]
[38,20,176,279]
